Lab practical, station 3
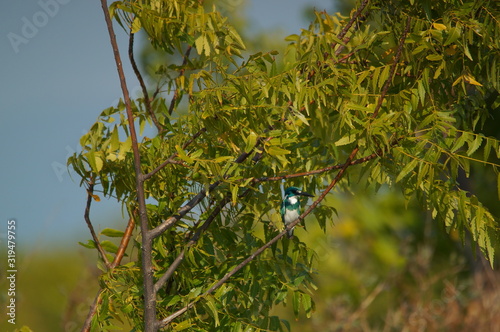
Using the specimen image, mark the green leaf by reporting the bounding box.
[284,34,300,42]
[396,158,418,183]
[204,296,220,326]
[292,292,300,317]
[426,54,442,61]
[175,145,194,163]
[100,228,125,237]
[451,133,468,152]
[293,111,310,126]
[467,134,483,156]
[78,240,96,249]
[444,27,460,46]
[213,156,233,163]
[195,35,206,56]
[269,316,280,330]
[267,146,291,156]
[118,136,132,160]
[131,16,141,33]
[244,131,258,153]
[231,184,238,205]
[172,320,193,331]
[101,240,119,254]
[335,135,356,146]
[302,293,313,318]
[432,23,447,31]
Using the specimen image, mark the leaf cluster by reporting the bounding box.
[69,0,500,330]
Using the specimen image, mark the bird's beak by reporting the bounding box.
[298,190,314,197]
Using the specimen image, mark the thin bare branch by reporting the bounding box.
[111,214,135,268]
[149,180,221,239]
[84,181,111,268]
[331,0,369,52]
[129,31,162,132]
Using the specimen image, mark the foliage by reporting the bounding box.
[68,0,500,330]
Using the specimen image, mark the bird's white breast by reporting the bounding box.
[284,209,299,223]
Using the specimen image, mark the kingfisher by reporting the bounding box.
[280,187,314,238]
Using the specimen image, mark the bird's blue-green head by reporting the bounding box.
[284,187,314,198]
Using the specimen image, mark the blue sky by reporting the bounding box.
[0,0,337,251]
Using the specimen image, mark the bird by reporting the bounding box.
[280,187,314,238]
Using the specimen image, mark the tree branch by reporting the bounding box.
[129,31,162,132]
[149,180,221,239]
[84,181,111,268]
[99,1,157,330]
[111,214,135,268]
[331,0,369,53]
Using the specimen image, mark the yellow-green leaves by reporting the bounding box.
[244,131,258,153]
[432,22,447,31]
[131,16,141,33]
[335,135,357,146]
[175,144,194,164]
[85,151,104,173]
[115,0,245,58]
[266,145,291,168]
[452,73,483,87]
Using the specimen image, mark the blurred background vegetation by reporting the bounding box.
[2,0,499,331]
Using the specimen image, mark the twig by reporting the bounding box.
[257,150,375,182]
[111,214,136,268]
[149,180,222,239]
[84,181,111,268]
[129,31,162,132]
[331,0,369,52]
